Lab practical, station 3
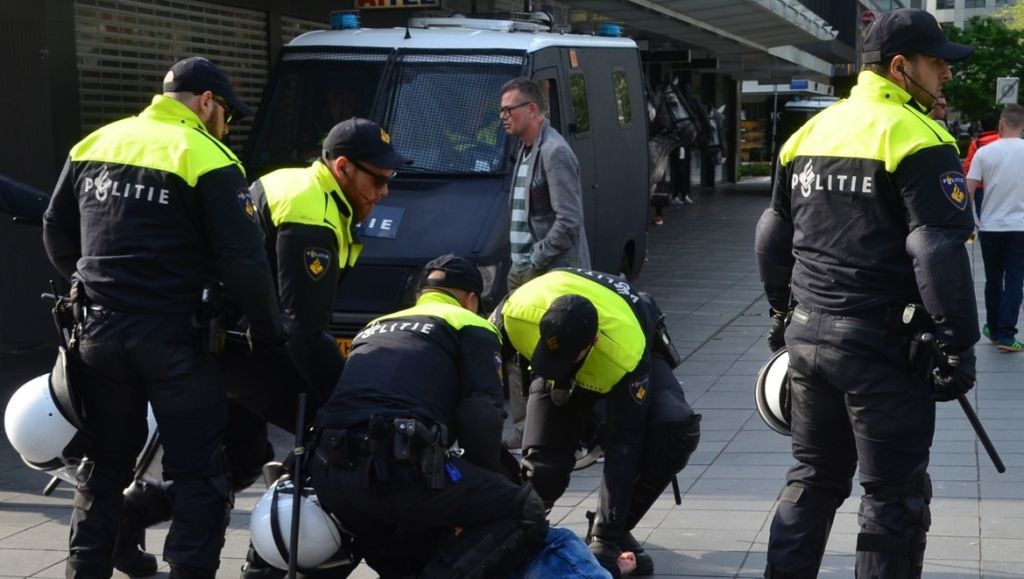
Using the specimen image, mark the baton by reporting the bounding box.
[287,393,307,579]
[919,333,1006,473]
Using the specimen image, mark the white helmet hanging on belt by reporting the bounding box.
[250,479,347,571]
[754,348,792,436]
[4,373,164,485]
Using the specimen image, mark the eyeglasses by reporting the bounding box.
[212,95,235,124]
[499,101,533,118]
[351,160,397,188]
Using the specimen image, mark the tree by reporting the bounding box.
[943,16,1024,121]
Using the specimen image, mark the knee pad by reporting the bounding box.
[858,473,931,568]
[421,484,550,579]
[522,447,574,507]
[779,482,846,512]
[641,415,702,476]
[122,480,173,528]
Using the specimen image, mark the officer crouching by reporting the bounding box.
[310,255,548,578]
[490,268,701,578]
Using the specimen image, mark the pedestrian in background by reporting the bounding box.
[928,95,949,129]
[967,104,1024,352]
[963,108,1001,215]
[42,56,284,579]
[755,9,977,577]
[498,77,590,453]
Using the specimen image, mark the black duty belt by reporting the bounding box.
[316,427,371,468]
[795,303,932,335]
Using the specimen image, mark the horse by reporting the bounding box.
[647,80,708,194]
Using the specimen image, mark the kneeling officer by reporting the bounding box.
[491,268,702,578]
[310,255,548,578]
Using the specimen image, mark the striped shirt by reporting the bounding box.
[510,149,534,270]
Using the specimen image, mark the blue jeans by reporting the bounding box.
[979,231,1024,341]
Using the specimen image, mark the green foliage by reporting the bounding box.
[739,162,771,177]
[944,16,1024,120]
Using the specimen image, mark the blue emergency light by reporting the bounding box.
[330,10,360,30]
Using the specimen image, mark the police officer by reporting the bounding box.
[755,9,977,578]
[310,255,548,578]
[42,57,284,579]
[236,119,410,578]
[247,117,410,402]
[490,268,701,578]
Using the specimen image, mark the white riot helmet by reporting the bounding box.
[754,348,792,436]
[250,480,344,571]
[4,373,163,485]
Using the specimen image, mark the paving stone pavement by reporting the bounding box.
[2,178,1023,577]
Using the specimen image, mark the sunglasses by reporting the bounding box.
[351,160,397,187]
[212,95,235,124]
[498,101,533,117]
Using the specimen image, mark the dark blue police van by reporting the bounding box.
[244,15,650,347]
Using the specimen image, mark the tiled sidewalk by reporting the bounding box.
[2,179,1022,577]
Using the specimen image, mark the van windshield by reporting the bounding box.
[247,48,524,176]
[247,49,389,169]
[386,52,524,174]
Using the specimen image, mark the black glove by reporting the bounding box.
[767,308,790,352]
[247,327,288,358]
[931,346,976,402]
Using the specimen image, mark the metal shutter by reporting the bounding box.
[281,15,328,46]
[73,0,268,151]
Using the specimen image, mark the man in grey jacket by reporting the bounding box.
[499,76,590,451]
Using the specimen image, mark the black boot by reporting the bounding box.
[113,481,173,577]
[112,538,158,577]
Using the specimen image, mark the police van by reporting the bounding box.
[244,14,650,346]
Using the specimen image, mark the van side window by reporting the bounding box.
[537,79,560,129]
[613,69,631,128]
[569,72,590,135]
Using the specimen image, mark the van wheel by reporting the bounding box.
[619,250,634,280]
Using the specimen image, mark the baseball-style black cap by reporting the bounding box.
[532,294,599,381]
[421,254,483,295]
[322,118,412,170]
[162,57,255,119]
[862,9,973,64]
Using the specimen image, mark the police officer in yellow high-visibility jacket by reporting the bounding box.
[248,118,410,403]
[755,10,978,578]
[491,268,701,579]
[42,57,284,579]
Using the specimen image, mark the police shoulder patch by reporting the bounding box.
[236,189,258,222]
[304,247,332,281]
[628,375,650,405]
[939,172,968,211]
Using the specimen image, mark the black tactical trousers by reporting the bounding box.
[766,307,935,579]
[311,451,531,578]
[66,309,230,579]
[521,353,697,543]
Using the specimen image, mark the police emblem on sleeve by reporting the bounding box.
[628,375,649,405]
[304,248,332,281]
[236,189,258,222]
[939,172,968,211]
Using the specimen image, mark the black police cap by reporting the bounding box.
[162,57,255,119]
[862,9,973,64]
[420,254,483,295]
